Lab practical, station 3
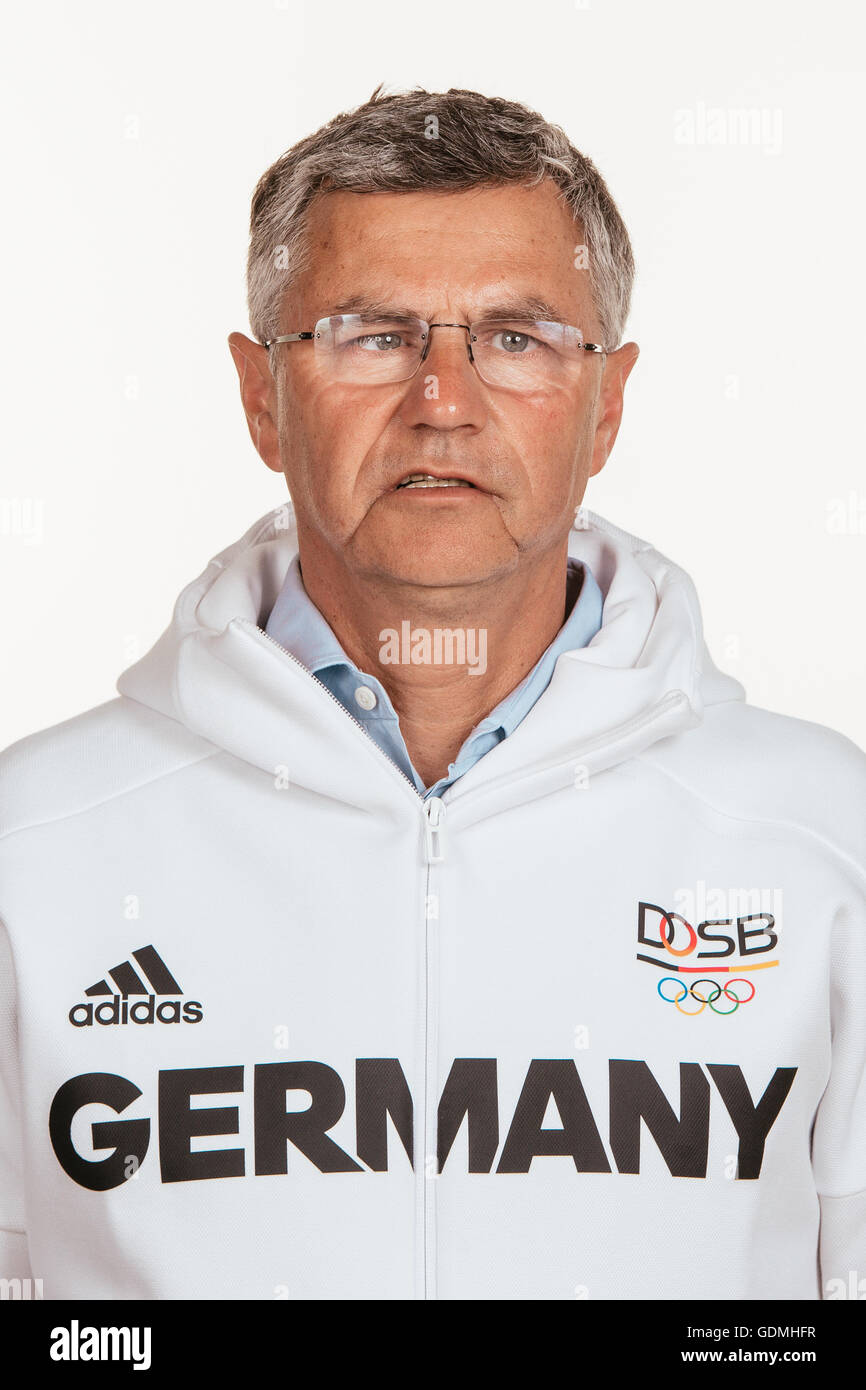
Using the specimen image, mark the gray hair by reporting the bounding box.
[246,85,634,356]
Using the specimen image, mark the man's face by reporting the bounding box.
[231,180,638,590]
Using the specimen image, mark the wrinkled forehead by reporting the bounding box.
[284,182,598,333]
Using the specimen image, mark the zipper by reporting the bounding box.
[239,616,445,1300]
[423,793,446,863]
[237,615,689,1301]
[422,794,445,1302]
[238,617,426,803]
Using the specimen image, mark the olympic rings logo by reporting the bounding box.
[657,976,756,1017]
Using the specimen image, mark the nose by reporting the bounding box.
[396,322,488,432]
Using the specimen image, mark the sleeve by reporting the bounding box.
[812,896,866,1299]
[0,917,31,1281]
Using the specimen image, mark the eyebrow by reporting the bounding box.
[328,296,418,320]
[477,296,567,323]
[325,294,569,323]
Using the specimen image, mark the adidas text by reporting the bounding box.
[69,995,203,1027]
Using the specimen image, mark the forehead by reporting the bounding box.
[291,180,596,328]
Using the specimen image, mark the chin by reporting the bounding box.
[358,541,507,590]
[354,507,515,584]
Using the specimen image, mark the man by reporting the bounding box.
[1,86,864,1302]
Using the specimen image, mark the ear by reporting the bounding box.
[588,341,640,478]
[227,332,282,473]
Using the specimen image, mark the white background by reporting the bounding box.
[2,0,864,749]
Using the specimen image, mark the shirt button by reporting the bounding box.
[354,685,377,711]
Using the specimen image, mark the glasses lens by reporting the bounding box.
[315,314,426,384]
[470,320,585,391]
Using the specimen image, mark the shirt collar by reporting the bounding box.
[481,559,602,736]
[265,552,603,737]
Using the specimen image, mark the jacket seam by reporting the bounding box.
[0,748,222,846]
[634,756,866,893]
[635,558,700,673]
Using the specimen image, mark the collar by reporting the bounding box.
[265,552,604,743]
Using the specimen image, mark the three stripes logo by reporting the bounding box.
[69,945,203,1027]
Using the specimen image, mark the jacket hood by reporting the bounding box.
[116,502,746,816]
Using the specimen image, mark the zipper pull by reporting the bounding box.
[424,796,447,863]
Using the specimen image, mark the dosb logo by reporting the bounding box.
[68,945,203,1027]
[636,901,779,1017]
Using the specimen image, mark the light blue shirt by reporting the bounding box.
[265,554,603,799]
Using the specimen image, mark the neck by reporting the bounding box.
[297,540,571,788]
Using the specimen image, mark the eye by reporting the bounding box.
[355,331,405,351]
[481,326,547,354]
[497,329,531,353]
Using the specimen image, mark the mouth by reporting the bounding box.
[392,472,479,491]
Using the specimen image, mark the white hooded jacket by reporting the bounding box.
[1,501,864,1300]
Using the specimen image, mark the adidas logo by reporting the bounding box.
[69,945,203,1027]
